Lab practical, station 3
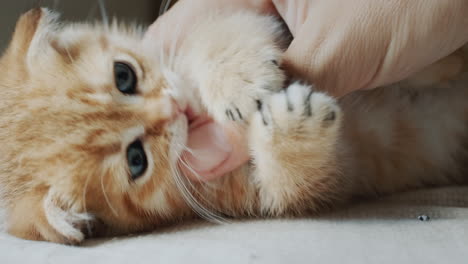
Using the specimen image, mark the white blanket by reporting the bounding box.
[1,186,467,264]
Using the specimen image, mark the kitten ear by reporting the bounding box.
[7,8,60,71]
[7,188,92,244]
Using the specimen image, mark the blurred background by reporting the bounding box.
[0,0,165,51]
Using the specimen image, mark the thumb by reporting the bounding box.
[274,0,386,97]
[273,0,351,97]
[281,26,352,97]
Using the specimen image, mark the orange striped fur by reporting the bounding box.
[0,8,467,244]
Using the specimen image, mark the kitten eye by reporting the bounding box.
[114,62,137,95]
[126,139,148,180]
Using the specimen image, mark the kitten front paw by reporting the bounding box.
[253,82,341,136]
[48,211,92,244]
[249,82,342,215]
[41,194,93,244]
[8,191,93,245]
[200,58,285,124]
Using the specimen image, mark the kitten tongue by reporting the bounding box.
[182,120,249,181]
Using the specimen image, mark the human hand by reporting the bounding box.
[276,0,468,96]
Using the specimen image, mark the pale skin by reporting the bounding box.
[144,0,468,181]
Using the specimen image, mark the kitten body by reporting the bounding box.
[0,8,467,244]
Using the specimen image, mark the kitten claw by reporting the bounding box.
[225,109,235,121]
[261,112,269,126]
[235,108,243,120]
[324,110,336,122]
[256,100,263,111]
[225,106,248,122]
[253,82,341,133]
[255,100,270,126]
[304,91,314,117]
[200,51,284,124]
[285,90,293,112]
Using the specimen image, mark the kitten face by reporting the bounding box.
[0,8,194,243]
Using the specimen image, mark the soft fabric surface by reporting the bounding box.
[1,186,467,263]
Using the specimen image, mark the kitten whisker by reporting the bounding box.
[170,142,228,224]
[176,143,222,191]
[81,170,93,235]
[100,169,119,217]
[167,28,179,71]
[156,21,168,70]
[98,0,109,31]
[179,150,223,191]
[159,0,173,16]
[174,142,217,194]
[158,29,178,95]
[182,145,228,191]
[178,154,221,193]
[172,163,228,224]
[181,145,195,156]
[64,46,76,65]
[161,11,184,73]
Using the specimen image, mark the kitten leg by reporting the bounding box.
[249,83,345,215]
[181,12,286,123]
[196,54,284,124]
[7,190,91,244]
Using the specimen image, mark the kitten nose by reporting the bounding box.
[143,96,182,125]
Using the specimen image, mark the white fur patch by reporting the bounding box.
[43,190,92,243]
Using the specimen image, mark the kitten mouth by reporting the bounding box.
[184,107,198,126]
[184,107,212,131]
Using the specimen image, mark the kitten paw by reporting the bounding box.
[249,82,342,215]
[43,197,93,244]
[9,191,93,245]
[201,57,285,124]
[254,82,341,135]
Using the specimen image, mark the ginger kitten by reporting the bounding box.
[0,8,467,244]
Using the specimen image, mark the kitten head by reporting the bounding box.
[0,8,194,244]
